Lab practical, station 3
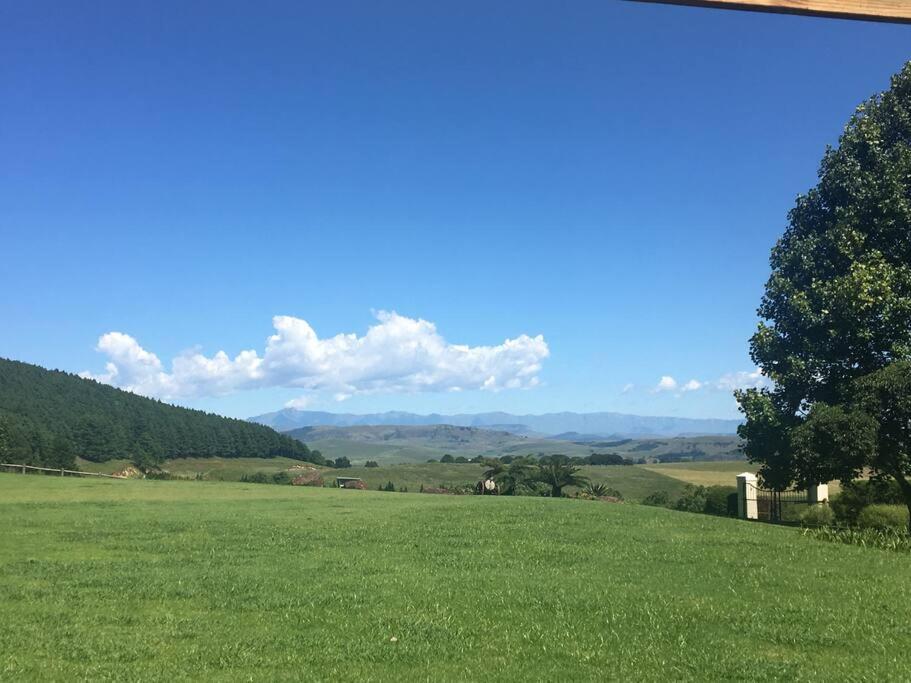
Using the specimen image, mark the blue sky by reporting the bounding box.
[1,2,908,420]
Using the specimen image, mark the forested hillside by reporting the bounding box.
[0,358,319,468]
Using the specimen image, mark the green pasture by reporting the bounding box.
[76,458,689,501]
[1,474,909,680]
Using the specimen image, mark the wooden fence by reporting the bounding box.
[0,463,126,479]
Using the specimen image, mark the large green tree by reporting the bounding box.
[737,62,911,525]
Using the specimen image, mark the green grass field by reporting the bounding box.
[643,461,752,486]
[76,458,689,501]
[645,461,844,494]
[1,474,909,680]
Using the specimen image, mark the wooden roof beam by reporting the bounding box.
[627,0,911,24]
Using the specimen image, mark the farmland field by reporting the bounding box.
[76,458,690,501]
[646,461,844,494]
[1,474,909,680]
[643,461,752,486]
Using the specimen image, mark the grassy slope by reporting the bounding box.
[77,458,687,501]
[644,461,753,486]
[289,431,741,466]
[1,474,909,680]
[322,463,686,500]
[646,462,844,494]
[301,436,595,465]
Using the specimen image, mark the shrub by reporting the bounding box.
[704,486,737,516]
[642,490,670,507]
[799,504,835,528]
[674,485,708,513]
[271,471,293,485]
[857,504,909,532]
[365,461,379,468]
[830,480,903,525]
[512,480,550,497]
[241,471,270,484]
[381,481,396,492]
[579,482,624,500]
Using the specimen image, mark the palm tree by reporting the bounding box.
[537,455,589,498]
[484,459,535,495]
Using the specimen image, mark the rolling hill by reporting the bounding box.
[251,408,742,437]
[0,357,319,467]
[284,424,742,465]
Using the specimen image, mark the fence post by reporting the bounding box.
[807,483,829,504]
[737,473,758,520]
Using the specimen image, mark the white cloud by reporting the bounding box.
[681,379,703,392]
[284,395,313,409]
[645,368,771,396]
[715,369,771,391]
[621,383,635,394]
[655,376,678,392]
[83,311,550,402]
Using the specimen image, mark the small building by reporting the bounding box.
[335,477,367,490]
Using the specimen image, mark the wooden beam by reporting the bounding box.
[628,0,911,23]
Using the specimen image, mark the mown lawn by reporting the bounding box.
[2,475,908,681]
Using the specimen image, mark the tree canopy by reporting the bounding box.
[737,62,911,529]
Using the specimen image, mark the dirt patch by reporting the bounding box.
[291,469,324,487]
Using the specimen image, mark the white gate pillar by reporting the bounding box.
[807,483,829,504]
[737,472,759,520]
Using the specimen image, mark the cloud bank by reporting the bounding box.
[653,369,771,395]
[81,312,550,402]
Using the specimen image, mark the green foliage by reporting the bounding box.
[799,504,835,528]
[802,525,911,553]
[673,484,708,513]
[857,505,910,532]
[241,471,271,484]
[703,486,737,516]
[536,455,590,498]
[0,358,319,466]
[641,490,671,507]
[365,460,379,468]
[440,454,454,463]
[333,456,352,469]
[580,482,623,500]
[668,484,737,517]
[737,63,911,527]
[588,452,632,466]
[483,459,536,496]
[830,479,903,525]
[271,471,293,485]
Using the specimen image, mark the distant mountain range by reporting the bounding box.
[250,409,742,438]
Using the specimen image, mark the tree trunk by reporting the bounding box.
[551,485,562,498]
